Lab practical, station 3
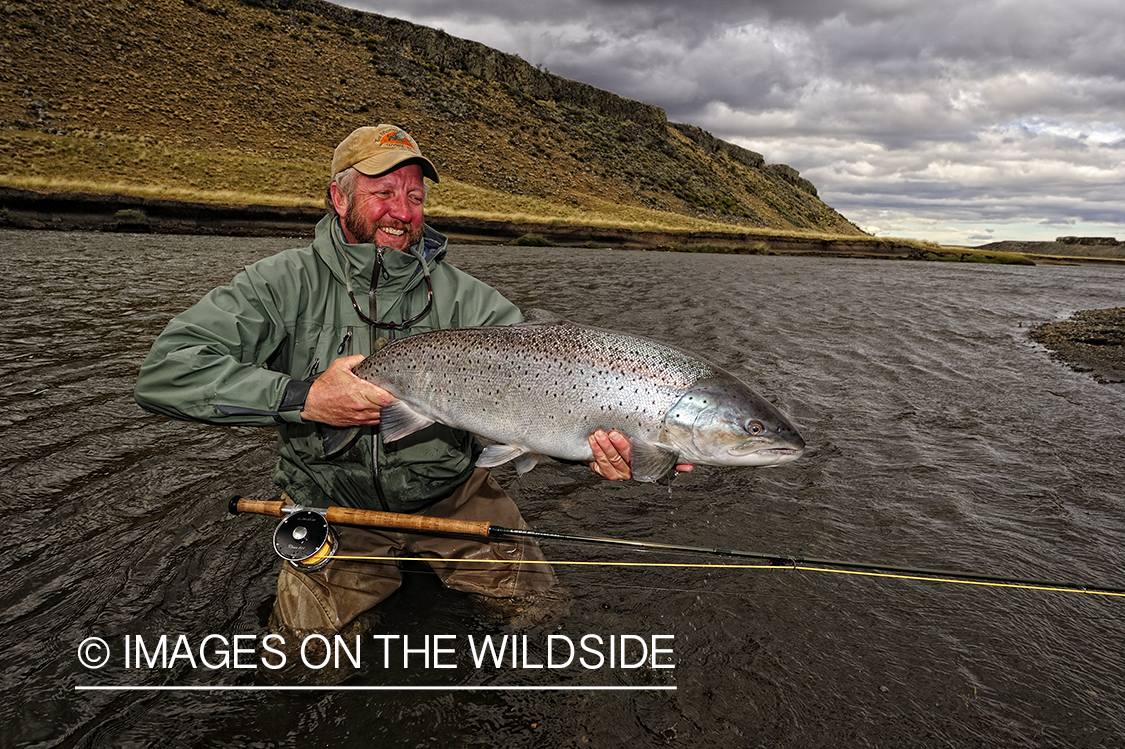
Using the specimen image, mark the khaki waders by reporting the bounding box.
[269,468,557,634]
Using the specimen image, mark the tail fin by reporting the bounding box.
[319,425,362,458]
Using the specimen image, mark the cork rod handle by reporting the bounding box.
[228,496,492,538]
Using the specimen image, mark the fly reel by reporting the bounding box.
[272,510,338,571]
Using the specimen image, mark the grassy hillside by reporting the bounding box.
[1,0,866,237]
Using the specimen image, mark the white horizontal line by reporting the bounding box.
[76,685,676,692]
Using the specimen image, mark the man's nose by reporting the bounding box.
[388,194,413,221]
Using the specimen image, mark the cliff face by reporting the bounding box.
[287,0,669,130]
[0,0,864,235]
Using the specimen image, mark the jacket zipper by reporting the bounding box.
[337,328,352,355]
[368,252,390,512]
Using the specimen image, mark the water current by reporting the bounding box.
[2,228,1123,748]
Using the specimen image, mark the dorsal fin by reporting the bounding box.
[520,308,571,325]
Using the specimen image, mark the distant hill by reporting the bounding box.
[978,237,1125,260]
[1,0,865,236]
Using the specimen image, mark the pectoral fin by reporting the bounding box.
[629,440,680,482]
[379,399,436,443]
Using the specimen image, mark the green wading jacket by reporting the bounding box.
[135,215,522,512]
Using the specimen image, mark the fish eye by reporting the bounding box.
[746,420,765,436]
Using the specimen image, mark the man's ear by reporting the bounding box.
[329,182,349,217]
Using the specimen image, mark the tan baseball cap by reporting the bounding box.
[331,124,440,183]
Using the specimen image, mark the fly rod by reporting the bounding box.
[228,496,1125,597]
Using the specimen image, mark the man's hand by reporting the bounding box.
[300,355,394,426]
[589,429,633,480]
[588,429,695,481]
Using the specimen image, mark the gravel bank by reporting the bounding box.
[1029,307,1125,385]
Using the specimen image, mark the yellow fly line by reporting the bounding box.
[329,554,1125,598]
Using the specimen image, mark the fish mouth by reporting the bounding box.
[729,444,805,465]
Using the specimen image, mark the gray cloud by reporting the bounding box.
[340,0,1125,244]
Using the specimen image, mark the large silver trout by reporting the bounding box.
[326,310,804,481]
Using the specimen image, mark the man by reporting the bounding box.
[134,124,643,636]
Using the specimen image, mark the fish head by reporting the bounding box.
[663,377,805,467]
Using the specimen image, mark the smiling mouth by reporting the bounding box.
[379,226,406,238]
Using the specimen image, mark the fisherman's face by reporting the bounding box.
[332,163,426,251]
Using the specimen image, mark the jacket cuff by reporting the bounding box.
[275,379,313,423]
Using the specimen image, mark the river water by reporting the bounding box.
[2,229,1123,748]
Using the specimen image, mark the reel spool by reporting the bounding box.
[273,510,338,571]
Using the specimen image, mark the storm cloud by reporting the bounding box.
[339,0,1125,244]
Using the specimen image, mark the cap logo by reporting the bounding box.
[379,130,416,150]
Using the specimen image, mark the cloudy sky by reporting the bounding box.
[337,0,1124,245]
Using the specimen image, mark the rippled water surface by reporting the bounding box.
[2,229,1124,748]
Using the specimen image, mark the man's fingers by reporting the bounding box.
[589,429,631,481]
[332,355,392,408]
[301,355,392,426]
[606,430,632,464]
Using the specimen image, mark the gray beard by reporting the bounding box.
[344,211,424,249]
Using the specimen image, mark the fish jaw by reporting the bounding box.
[663,377,805,468]
[724,441,805,466]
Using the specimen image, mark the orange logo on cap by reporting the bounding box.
[379,130,415,149]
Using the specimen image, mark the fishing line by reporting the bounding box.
[331,555,1125,625]
[376,561,1125,625]
[327,554,1125,598]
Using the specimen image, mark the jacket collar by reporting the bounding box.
[311,215,449,293]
